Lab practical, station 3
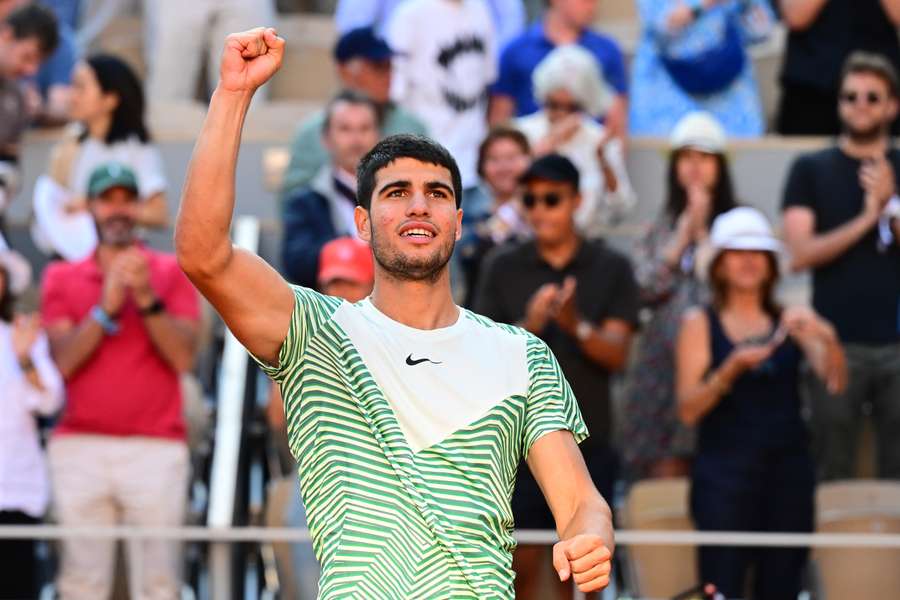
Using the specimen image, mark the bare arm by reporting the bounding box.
[138,192,170,228]
[175,28,294,366]
[47,318,105,380]
[881,0,900,26]
[778,0,829,30]
[675,309,775,426]
[488,94,515,125]
[573,319,633,372]
[140,312,198,372]
[781,306,847,393]
[528,430,614,593]
[783,206,878,271]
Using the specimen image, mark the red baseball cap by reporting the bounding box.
[318,237,374,286]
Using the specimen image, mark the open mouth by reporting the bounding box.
[400,228,435,239]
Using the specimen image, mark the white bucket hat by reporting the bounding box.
[695,206,787,280]
[670,111,727,154]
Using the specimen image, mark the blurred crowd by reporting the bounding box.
[1,0,900,599]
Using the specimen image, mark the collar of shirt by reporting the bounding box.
[525,237,595,271]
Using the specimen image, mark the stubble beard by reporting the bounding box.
[369,225,454,284]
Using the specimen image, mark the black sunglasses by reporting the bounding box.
[545,99,582,114]
[840,90,885,105]
[523,192,563,209]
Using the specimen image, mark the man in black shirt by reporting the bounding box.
[475,154,638,599]
[782,52,900,480]
[777,0,900,135]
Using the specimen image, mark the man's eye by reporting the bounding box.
[429,190,447,198]
[387,189,405,197]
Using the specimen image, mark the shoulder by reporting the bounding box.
[384,105,428,135]
[792,147,837,169]
[284,186,329,211]
[502,25,539,54]
[42,258,82,285]
[463,308,543,350]
[586,239,632,271]
[483,239,533,271]
[288,284,344,314]
[295,110,326,139]
[580,30,623,57]
[680,305,710,330]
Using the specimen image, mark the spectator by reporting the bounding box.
[143,0,276,104]
[335,0,525,48]
[41,162,200,599]
[0,250,64,600]
[0,3,59,212]
[281,90,380,288]
[386,0,497,187]
[629,0,774,137]
[266,236,375,600]
[489,0,628,139]
[515,44,636,234]
[777,0,900,135]
[41,54,168,231]
[782,52,900,480]
[457,126,531,305]
[620,111,738,481]
[676,207,845,600]
[280,26,426,198]
[474,154,638,599]
[25,0,79,125]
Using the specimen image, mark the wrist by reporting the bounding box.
[134,289,157,310]
[91,305,120,335]
[17,354,35,372]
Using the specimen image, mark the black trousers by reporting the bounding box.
[690,446,814,600]
[0,510,40,600]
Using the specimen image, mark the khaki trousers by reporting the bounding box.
[48,435,189,600]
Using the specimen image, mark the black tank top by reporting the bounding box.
[699,307,808,453]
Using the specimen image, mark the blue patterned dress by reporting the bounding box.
[629,0,774,137]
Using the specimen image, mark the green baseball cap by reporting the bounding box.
[87,162,139,198]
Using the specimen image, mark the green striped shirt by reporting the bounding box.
[254,286,587,599]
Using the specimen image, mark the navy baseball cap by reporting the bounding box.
[333,27,393,63]
[520,154,580,191]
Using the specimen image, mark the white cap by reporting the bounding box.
[696,207,785,280]
[669,111,727,153]
[0,250,32,295]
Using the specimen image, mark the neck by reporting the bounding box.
[369,268,459,330]
[536,233,580,269]
[543,10,581,45]
[87,114,112,141]
[493,188,518,206]
[722,288,765,317]
[839,133,889,159]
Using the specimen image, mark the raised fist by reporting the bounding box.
[219,27,285,93]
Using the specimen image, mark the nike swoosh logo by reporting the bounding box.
[405,354,442,366]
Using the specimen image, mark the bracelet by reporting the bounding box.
[18,355,35,372]
[91,305,120,335]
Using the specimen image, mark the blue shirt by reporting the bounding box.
[491,21,628,117]
[34,22,77,95]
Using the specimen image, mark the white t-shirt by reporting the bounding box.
[70,136,168,199]
[387,0,496,187]
[515,112,637,233]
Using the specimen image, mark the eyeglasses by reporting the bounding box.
[523,192,563,209]
[840,90,885,105]
[545,99,582,114]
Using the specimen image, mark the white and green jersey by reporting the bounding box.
[254,286,587,599]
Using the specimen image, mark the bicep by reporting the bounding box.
[675,310,711,399]
[527,430,597,526]
[186,247,295,366]
[782,206,816,246]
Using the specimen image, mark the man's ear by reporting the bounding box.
[888,96,900,121]
[573,191,582,210]
[355,205,371,242]
[455,207,463,241]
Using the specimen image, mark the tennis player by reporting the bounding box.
[175,27,614,598]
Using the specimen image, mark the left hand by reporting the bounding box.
[780,305,820,338]
[860,155,896,212]
[118,248,154,306]
[552,534,613,592]
[551,276,579,335]
[11,313,41,361]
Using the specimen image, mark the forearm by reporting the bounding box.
[142,314,197,372]
[779,0,828,29]
[678,361,736,426]
[559,493,615,554]
[790,212,876,270]
[51,319,105,380]
[138,192,170,228]
[577,330,630,372]
[175,87,254,281]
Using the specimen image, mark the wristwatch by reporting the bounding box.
[139,297,166,317]
[575,320,594,342]
[91,305,120,335]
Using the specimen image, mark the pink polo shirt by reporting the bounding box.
[40,246,200,440]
